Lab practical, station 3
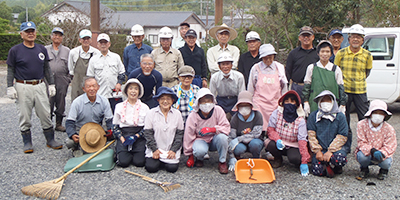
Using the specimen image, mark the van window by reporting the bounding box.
[363,36,395,60]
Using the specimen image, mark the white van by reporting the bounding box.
[341,27,400,103]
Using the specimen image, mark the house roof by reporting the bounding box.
[41,0,113,18]
[110,11,206,30]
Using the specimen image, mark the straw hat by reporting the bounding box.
[123,78,144,98]
[232,91,257,111]
[79,122,107,153]
[209,23,237,41]
[364,100,392,121]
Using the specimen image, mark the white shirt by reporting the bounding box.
[207,44,240,75]
[68,45,100,75]
[209,70,245,97]
[87,50,125,98]
[303,61,344,84]
[113,101,150,128]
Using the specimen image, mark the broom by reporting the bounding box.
[21,140,115,200]
[125,170,181,192]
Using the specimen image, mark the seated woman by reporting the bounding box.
[355,100,397,180]
[143,87,184,173]
[184,88,230,174]
[308,90,348,178]
[265,90,310,176]
[228,91,264,171]
[112,78,149,167]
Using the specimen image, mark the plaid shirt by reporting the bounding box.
[171,84,200,123]
[334,46,373,94]
[275,111,302,143]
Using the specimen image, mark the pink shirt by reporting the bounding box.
[356,119,397,160]
[183,105,230,156]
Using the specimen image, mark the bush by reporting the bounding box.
[0,33,48,60]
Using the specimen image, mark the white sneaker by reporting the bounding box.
[204,153,210,160]
[266,152,274,160]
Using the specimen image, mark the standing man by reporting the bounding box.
[328,29,344,63]
[285,26,319,103]
[6,21,63,153]
[87,33,125,113]
[179,29,208,88]
[151,26,184,88]
[68,29,100,101]
[172,22,200,49]
[128,54,163,109]
[334,24,373,153]
[207,23,240,75]
[238,31,261,87]
[123,24,153,76]
[45,27,70,132]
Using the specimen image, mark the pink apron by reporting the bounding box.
[253,63,281,131]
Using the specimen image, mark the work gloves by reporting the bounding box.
[199,127,216,136]
[48,84,56,97]
[186,155,195,168]
[339,105,346,115]
[304,102,310,117]
[104,129,113,141]
[371,148,385,163]
[228,157,237,172]
[7,87,17,99]
[276,139,285,150]
[123,135,138,146]
[300,164,309,176]
[228,138,239,152]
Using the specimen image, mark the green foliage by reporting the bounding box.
[0,2,12,21]
[12,5,25,13]
[0,18,10,33]
[17,8,38,23]
[0,33,48,60]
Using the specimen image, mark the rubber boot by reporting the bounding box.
[55,116,66,132]
[21,130,33,153]
[377,168,389,180]
[43,128,63,149]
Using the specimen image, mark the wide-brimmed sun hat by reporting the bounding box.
[209,23,237,42]
[364,99,392,121]
[123,78,144,98]
[153,86,178,103]
[232,91,258,111]
[79,122,107,153]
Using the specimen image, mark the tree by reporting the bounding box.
[0,17,10,33]
[0,1,12,21]
[17,8,38,23]
[12,5,25,13]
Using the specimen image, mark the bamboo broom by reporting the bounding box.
[21,140,115,200]
[125,170,181,192]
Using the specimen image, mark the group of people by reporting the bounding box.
[6,21,396,180]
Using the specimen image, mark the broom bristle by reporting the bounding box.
[21,179,64,200]
[161,183,181,192]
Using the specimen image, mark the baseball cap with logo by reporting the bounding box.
[178,65,195,77]
[79,29,92,38]
[329,29,343,37]
[185,29,197,37]
[299,26,314,36]
[20,21,36,31]
[52,27,64,35]
[97,33,110,42]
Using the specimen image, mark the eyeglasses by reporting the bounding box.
[141,62,154,66]
[180,75,193,80]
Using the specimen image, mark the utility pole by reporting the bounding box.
[215,0,223,25]
[26,7,28,22]
[91,0,100,48]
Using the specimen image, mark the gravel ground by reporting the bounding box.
[0,64,400,199]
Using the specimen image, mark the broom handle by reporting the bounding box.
[54,140,115,183]
[124,170,150,179]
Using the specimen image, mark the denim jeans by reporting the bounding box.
[193,134,228,163]
[233,138,264,158]
[356,151,392,170]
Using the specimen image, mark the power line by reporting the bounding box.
[103,1,197,8]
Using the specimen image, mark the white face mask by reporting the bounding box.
[199,103,215,113]
[320,102,333,112]
[371,114,385,124]
[238,106,252,116]
[222,71,231,77]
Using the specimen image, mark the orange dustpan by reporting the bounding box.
[235,158,275,183]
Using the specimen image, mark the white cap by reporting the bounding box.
[217,52,234,63]
[348,24,365,36]
[131,24,144,36]
[97,33,110,42]
[79,29,92,38]
[259,44,277,58]
[159,26,173,38]
[246,31,260,42]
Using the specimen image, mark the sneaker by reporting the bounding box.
[265,151,274,161]
[218,162,228,174]
[377,168,388,180]
[195,160,204,167]
[270,158,283,168]
[333,166,343,174]
[204,153,210,160]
